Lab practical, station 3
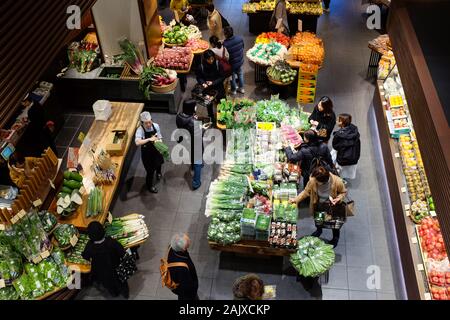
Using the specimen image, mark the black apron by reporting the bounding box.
[141,125,164,171]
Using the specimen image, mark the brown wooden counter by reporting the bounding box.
[49,102,144,230]
[209,240,295,257]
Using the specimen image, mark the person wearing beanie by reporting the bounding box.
[176,100,204,190]
[82,222,129,298]
[135,111,164,193]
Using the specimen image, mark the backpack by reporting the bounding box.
[308,147,339,177]
[160,249,189,290]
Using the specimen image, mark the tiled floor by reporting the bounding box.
[56,0,403,300]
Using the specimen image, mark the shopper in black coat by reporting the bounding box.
[285,130,333,188]
[196,50,226,121]
[308,96,336,142]
[168,233,199,300]
[82,221,129,299]
[332,113,360,181]
[176,100,204,190]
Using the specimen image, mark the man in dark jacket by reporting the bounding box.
[223,26,245,95]
[176,100,204,190]
[168,233,198,300]
[285,130,333,188]
[332,123,360,166]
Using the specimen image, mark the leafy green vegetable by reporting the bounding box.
[290,236,335,277]
[54,224,78,247]
[154,141,170,161]
[0,286,19,300]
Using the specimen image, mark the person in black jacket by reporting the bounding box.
[168,233,198,300]
[176,100,204,190]
[285,130,333,188]
[82,221,129,299]
[332,113,360,183]
[195,50,226,122]
[308,96,336,142]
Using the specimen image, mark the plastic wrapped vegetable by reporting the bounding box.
[290,236,335,277]
[154,141,170,161]
[53,224,79,248]
[38,211,57,233]
[0,286,19,300]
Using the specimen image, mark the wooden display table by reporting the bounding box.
[49,102,144,230]
[209,240,295,257]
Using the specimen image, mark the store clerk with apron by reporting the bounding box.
[135,112,164,193]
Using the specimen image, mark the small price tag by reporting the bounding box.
[78,132,86,144]
[11,215,19,225]
[394,153,400,158]
[0,279,5,289]
[411,237,418,244]
[0,224,5,231]
[404,204,410,211]
[417,264,424,271]
[107,212,113,224]
[33,199,43,207]
[41,250,50,259]
[49,179,56,189]
[70,235,78,247]
[430,211,437,217]
[424,293,432,300]
[18,209,27,218]
[405,210,410,217]
[79,186,86,196]
[401,187,406,193]
[298,19,303,32]
[32,255,42,264]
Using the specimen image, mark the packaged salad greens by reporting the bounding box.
[0,286,19,300]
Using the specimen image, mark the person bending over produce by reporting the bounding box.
[82,221,129,299]
[167,233,199,300]
[8,151,39,189]
[232,274,265,300]
[309,96,336,143]
[195,50,226,122]
[290,166,347,248]
[135,112,164,193]
[284,130,333,188]
[170,0,190,23]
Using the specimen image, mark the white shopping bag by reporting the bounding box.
[93,100,112,121]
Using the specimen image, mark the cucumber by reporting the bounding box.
[70,172,83,182]
[64,179,82,190]
[61,186,73,194]
[63,171,72,180]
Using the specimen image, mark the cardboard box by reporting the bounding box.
[105,129,128,156]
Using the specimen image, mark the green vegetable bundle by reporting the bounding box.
[290,236,335,277]
[155,141,170,161]
[86,187,103,217]
[105,214,149,247]
[53,224,78,248]
[0,232,23,285]
[66,234,90,265]
[256,95,290,125]
[38,211,57,233]
[0,286,19,300]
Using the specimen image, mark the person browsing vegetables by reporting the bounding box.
[135,112,164,193]
[82,221,129,299]
[290,166,347,248]
[308,96,336,143]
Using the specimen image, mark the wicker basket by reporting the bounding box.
[151,79,178,93]
[163,40,187,47]
[267,73,294,86]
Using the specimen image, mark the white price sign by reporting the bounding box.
[107,212,113,224]
[0,279,5,289]
[401,187,406,193]
[417,264,424,271]
[41,250,50,259]
[0,224,5,231]
[411,237,418,244]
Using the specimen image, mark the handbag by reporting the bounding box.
[217,49,232,77]
[344,196,355,217]
[116,250,137,283]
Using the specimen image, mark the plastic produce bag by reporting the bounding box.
[93,100,112,121]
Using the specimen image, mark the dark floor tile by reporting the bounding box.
[55,127,78,147]
[64,115,84,128]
